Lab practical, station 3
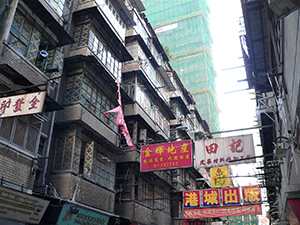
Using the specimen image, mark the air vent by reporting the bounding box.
[269,0,300,19]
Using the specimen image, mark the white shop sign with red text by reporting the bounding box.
[194,134,255,168]
[0,91,46,118]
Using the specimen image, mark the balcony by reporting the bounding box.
[22,0,73,46]
[57,103,119,146]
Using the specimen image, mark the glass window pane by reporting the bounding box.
[0,118,14,141]
[26,126,39,152]
[13,119,27,147]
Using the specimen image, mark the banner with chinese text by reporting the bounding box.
[210,167,229,188]
[140,140,192,172]
[0,91,46,118]
[184,204,262,219]
[195,134,255,168]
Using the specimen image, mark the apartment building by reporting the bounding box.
[0,0,211,224]
[240,0,300,223]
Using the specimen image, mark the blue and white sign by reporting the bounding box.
[57,205,109,225]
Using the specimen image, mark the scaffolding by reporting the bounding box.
[142,0,220,133]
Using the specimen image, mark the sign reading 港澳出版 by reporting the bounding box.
[0,91,46,118]
[194,134,255,167]
[184,204,262,219]
[140,140,192,172]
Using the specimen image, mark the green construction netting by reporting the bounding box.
[142,0,220,133]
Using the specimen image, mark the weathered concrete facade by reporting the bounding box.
[0,0,211,224]
[241,0,300,223]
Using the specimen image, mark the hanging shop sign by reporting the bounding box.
[184,190,201,208]
[57,204,109,225]
[194,134,255,168]
[184,204,262,219]
[210,166,229,188]
[222,187,241,206]
[0,186,49,224]
[140,140,192,172]
[241,185,262,204]
[0,91,46,118]
[202,188,221,207]
[285,199,300,225]
[183,186,261,209]
[223,215,259,223]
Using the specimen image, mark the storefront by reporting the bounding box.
[0,186,49,224]
[285,198,300,225]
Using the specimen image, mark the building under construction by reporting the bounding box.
[142,0,220,133]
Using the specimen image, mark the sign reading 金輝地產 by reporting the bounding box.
[0,91,46,118]
[194,134,255,168]
[140,140,192,172]
[183,204,262,219]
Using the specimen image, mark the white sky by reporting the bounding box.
[208,0,269,218]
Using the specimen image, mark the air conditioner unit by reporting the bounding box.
[269,0,300,19]
[274,147,287,158]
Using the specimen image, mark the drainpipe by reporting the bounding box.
[42,81,61,186]
[0,0,18,44]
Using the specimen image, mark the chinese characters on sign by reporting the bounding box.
[222,215,259,225]
[184,191,200,208]
[210,167,229,188]
[140,140,192,172]
[194,134,255,168]
[202,189,221,207]
[222,187,241,206]
[0,91,46,118]
[184,204,262,219]
[183,186,260,209]
[242,185,262,204]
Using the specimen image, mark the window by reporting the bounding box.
[0,115,41,153]
[8,9,63,77]
[72,24,120,77]
[48,0,66,16]
[90,150,115,190]
[63,73,118,132]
